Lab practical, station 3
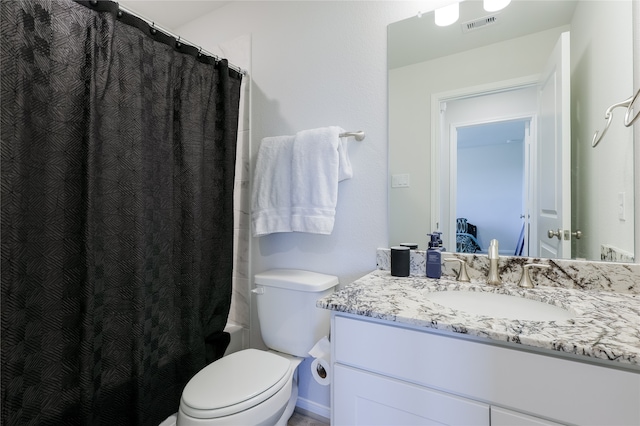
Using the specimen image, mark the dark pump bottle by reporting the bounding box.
[426,232,443,279]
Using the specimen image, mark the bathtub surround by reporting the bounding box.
[1,1,242,424]
[225,34,252,336]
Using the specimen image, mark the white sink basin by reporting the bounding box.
[425,290,575,321]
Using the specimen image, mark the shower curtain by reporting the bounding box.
[1,1,242,425]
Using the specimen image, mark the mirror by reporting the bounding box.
[388,0,634,262]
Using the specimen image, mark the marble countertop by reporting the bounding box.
[318,270,640,368]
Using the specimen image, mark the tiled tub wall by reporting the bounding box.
[377,248,640,295]
[209,34,251,330]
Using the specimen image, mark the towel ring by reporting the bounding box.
[592,95,635,147]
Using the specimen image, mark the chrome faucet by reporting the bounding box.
[487,239,502,286]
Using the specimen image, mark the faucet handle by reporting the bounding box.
[444,258,470,282]
[488,239,499,259]
[518,264,550,288]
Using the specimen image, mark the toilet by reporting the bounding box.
[177,269,338,426]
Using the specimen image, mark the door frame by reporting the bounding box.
[431,75,539,252]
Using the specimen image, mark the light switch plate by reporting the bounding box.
[618,192,626,221]
[392,173,410,188]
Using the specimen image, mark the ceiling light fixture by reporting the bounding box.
[483,0,511,12]
[435,2,460,27]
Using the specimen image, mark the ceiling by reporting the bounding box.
[388,0,578,70]
[118,1,230,30]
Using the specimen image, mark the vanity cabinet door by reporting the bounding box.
[332,314,640,425]
[491,406,564,426]
[333,363,490,426]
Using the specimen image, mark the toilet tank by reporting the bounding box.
[254,269,338,357]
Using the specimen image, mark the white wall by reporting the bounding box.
[176,0,426,417]
[458,140,524,253]
[570,0,634,260]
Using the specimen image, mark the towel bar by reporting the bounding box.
[339,130,365,141]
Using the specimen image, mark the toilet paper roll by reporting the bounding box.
[311,357,331,386]
[309,336,331,386]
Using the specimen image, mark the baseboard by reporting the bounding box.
[295,397,331,422]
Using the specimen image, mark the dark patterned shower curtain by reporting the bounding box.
[1,1,242,425]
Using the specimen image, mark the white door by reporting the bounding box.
[535,32,571,259]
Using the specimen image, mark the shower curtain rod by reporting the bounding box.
[116,3,247,76]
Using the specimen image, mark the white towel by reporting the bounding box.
[291,126,353,234]
[251,135,295,237]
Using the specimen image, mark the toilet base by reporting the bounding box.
[275,369,299,426]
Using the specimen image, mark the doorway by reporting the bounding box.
[455,119,530,255]
[435,84,538,254]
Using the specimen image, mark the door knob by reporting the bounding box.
[548,229,582,240]
[547,229,562,240]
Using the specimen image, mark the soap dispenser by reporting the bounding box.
[426,232,443,279]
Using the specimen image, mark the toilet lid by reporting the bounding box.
[181,349,291,412]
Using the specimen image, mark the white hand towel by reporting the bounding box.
[251,135,295,237]
[337,134,353,182]
[291,126,353,234]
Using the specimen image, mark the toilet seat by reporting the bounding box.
[180,349,292,419]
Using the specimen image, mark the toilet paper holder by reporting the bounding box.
[315,362,327,379]
[309,336,331,386]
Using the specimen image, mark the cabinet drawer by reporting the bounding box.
[332,314,640,425]
[491,406,564,426]
[334,364,489,426]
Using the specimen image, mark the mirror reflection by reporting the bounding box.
[388,0,634,262]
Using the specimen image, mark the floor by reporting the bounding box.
[160,410,329,426]
[288,410,330,426]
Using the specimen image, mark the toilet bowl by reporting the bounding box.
[177,349,302,426]
[177,269,338,426]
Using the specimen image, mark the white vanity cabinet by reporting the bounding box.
[334,363,490,425]
[490,407,562,426]
[331,313,640,426]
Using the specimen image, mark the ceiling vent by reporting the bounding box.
[461,14,499,33]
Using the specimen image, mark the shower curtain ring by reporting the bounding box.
[176,37,182,48]
[150,22,157,35]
